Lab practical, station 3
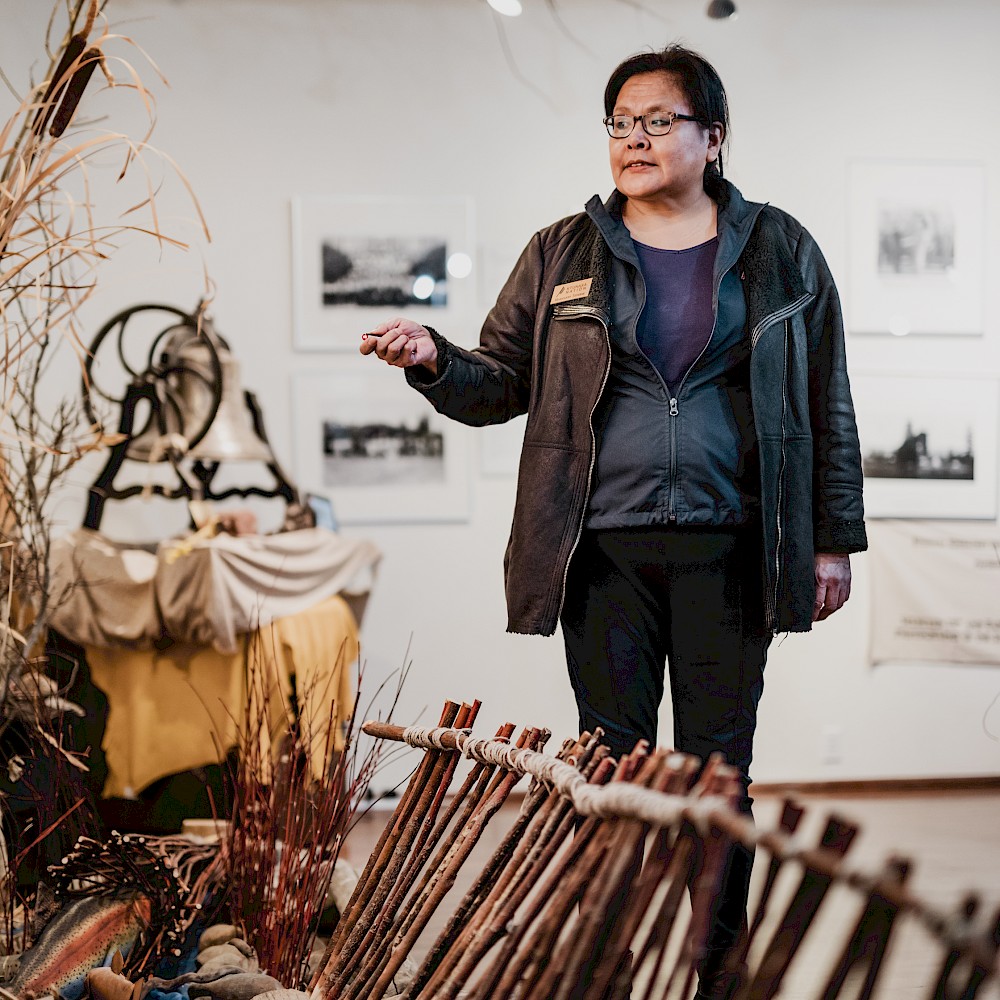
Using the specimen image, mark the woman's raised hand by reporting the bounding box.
[360,317,438,374]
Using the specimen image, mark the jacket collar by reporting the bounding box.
[716,182,766,272]
[586,182,762,264]
[585,190,634,263]
[584,182,810,323]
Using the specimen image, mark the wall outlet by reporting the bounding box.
[822,725,843,765]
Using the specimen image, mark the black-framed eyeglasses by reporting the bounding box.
[603,111,703,139]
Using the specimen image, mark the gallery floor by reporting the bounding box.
[343,787,1000,999]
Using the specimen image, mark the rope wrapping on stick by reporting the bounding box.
[401,725,472,751]
[388,723,741,837]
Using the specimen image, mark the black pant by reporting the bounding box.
[560,527,770,959]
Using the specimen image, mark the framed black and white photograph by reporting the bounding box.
[292,370,471,524]
[846,161,985,336]
[291,196,475,351]
[852,372,999,519]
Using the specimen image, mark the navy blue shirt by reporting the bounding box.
[633,236,718,393]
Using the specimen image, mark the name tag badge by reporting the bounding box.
[550,278,593,305]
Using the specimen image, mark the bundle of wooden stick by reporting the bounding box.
[312,700,999,1000]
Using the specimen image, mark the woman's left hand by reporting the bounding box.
[813,553,851,621]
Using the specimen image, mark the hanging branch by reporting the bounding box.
[489,10,559,112]
[612,0,671,23]
[542,0,598,58]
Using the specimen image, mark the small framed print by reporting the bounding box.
[853,371,999,519]
[846,160,985,336]
[292,369,471,525]
[291,196,475,352]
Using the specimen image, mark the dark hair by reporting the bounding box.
[604,44,730,203]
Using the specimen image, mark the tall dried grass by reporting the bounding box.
[0,0,207,938]
[1,0,207,692]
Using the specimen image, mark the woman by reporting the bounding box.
[361,44,866,999]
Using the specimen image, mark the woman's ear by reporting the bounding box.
[707,121,725,162]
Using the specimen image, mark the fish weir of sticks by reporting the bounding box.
[313,717,1000,1000]
[217,635,406,989]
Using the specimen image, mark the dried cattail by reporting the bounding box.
[31,31,88,136]
[49,47,103,137]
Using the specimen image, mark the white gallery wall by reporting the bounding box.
[5,0,1000,789]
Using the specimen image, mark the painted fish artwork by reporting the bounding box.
[5,894,150,1000]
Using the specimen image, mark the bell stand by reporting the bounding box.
[83,383,301,532]
[84,379,192,530]
[187,389,299,507]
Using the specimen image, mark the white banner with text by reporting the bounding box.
[869,520,1000,665]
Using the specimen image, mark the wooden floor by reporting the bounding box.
[342,787,1000,999]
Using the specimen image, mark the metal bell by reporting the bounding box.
[125,318,271,464]
[185,348,272,463]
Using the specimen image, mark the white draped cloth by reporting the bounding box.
[50,526,381,653]
[48,527,380,796]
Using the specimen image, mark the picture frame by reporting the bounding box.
[846,160,985,336]
[291,195,475,352]
[852,371,999,519]
[291,369,471,525]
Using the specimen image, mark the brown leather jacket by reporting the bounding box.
[407,184,867,635]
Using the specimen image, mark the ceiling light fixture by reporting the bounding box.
[707,0,738,19]
[488,0,523,16]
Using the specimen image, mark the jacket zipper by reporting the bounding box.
[628,282,718,521]
[750,298,812,632]
[650,228,763,520]
[667,395,679,518]
[665,282,722,520]
[764,320,789,632]
[550,304,612,625]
